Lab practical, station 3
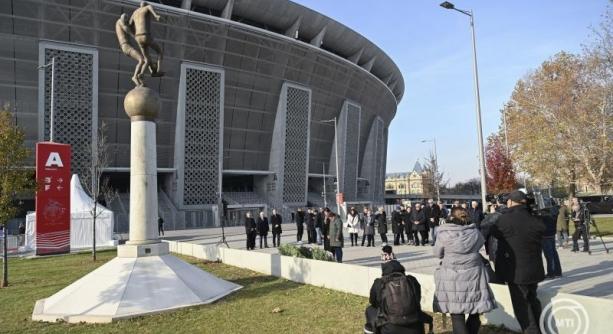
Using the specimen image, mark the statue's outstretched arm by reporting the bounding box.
[147,5,162,21]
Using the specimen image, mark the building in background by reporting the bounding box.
[385,161,426,195]
[0,0,403,231]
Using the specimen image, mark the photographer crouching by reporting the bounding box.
[490,191,546,334]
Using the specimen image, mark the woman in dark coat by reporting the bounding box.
[244,212,256,250]
[402,206,413,245]
[322,208,331,251]
[376,207,388,245]
[271,208,282,247]
[256,211,269,249]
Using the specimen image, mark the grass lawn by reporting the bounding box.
[0,250,514,334]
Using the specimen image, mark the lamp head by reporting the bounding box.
[440,1,455,9]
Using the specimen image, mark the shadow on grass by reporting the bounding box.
[227,274,303,301]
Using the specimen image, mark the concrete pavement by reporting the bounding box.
[163,223,613,299]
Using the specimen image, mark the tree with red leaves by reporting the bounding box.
[486,134,517,194]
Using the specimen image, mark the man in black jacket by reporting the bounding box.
[306,209,316,244]
[364,246,431,334]
[410,204,427,246]
[424,199,441,246]
[244,212,256,250]
[402,206,413,245]
[491,191,546,334]
[256,211,269,248]
[468,200,484,229]
[271,208,282,247]
[376,207,388,245]
[391,207,403,245]
[295,208,305,242]
[315,208,324,245]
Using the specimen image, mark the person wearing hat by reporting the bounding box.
[490,190,546,334]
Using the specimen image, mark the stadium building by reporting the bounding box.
[0,0,404,231]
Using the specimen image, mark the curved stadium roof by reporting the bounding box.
[178,0,405,102]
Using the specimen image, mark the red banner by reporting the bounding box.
[35,142,71,255]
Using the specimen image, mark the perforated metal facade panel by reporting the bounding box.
[360,116,386,204]
[343,103,361,201]
[282,87,310,203]
[39,43,97,180]
[176,65,224,207]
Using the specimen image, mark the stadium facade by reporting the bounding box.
[0,0,404,231]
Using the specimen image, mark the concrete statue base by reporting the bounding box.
[32,85,242,323]
[32,243,242,323]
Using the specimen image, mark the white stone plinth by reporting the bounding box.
[127,120,159,245]
[117,242,169,258]
[32,254,242,323]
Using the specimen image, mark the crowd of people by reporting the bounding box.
[363,190,558,334]
[239,191,589,334]
[240,191,589,333]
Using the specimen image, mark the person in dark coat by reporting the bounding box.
[410,203,427,246]
[364,246,432,334]
[490,191,546,334]
[271,208,283,247]
[295,208,305,242]
[306,209,316,244]
[328,212,344,262]
[376,207,388,245]
[480,204,504,284]
[158,216,164,236]
[391,207,404,245]
[402,206,413,245]
[256,211,269,248]
[541,208,562,278]
[244,212,256,250]
[316,208,324,245]
[425,199,441,246]
[468,201,484,229]
[322,207,331,251]
[571,204,589,252]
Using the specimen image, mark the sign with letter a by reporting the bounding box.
[35,142,71,255]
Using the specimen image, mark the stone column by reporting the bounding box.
[119,86,167,257]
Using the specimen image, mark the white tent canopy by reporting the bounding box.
[25,174,116,251]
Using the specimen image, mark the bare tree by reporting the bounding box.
[422,153,448,199]
[82,123,117,261]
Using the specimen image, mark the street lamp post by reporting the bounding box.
[38,57,56,142]
[322,162,328,208]
[317,117,341,216]
[421,138,440,202]
[440,1,488,206]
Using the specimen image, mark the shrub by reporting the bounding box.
[277,244,333,262]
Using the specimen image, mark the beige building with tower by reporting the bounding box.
[385,161,427,195]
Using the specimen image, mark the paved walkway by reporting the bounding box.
[163,224,613,299]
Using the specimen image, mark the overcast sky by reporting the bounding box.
[292,0,609,184]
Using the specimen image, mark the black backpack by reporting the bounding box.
[377,272,421,326]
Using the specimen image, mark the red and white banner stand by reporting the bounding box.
[35,142,71,256]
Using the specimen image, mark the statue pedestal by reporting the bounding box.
[32,87,241,323]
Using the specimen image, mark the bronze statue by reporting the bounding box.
[115,1,164,87]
